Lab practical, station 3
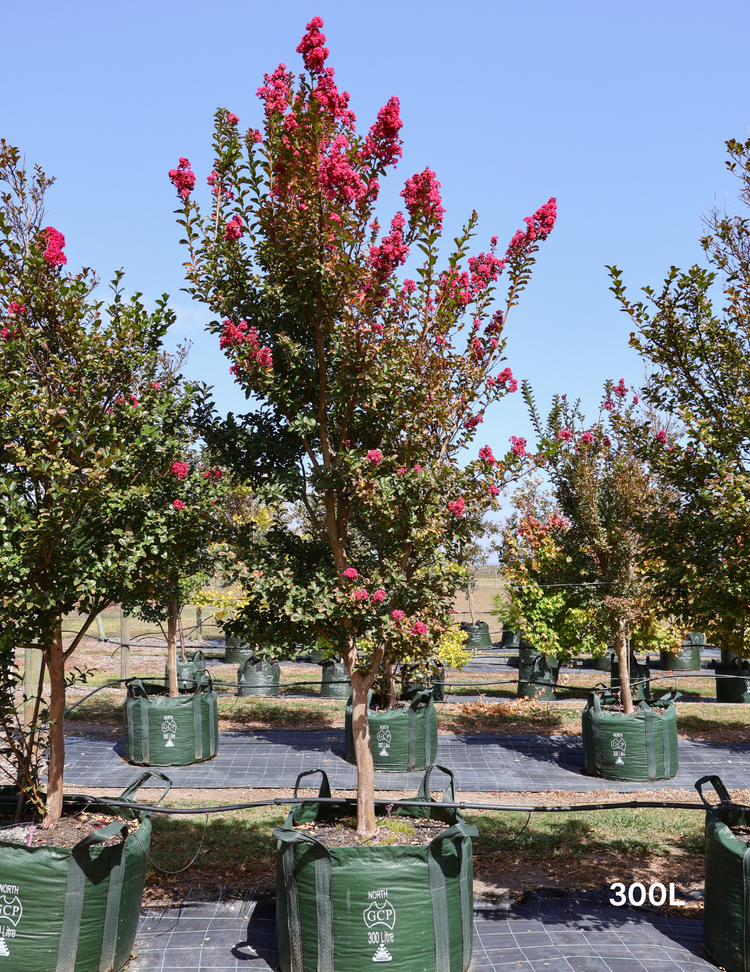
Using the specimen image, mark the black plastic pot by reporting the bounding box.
[320,660,351,699]
[460,620,493,648]
[123,674,218,766]
[164,649,205,692]
[237,657,280,697]
[582,692,679,782]
[592,653,612,672]
[610,653,651,702]
[715,660,750,703]
[344,689,437,772]
[275,766,476,972]
[0,771,170,972]
[517,647,560,700]
[697,775,750,972]
[660,639,702,671]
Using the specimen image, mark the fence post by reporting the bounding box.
[196,606,203,639]
[23,647,44,728]
[120,609,131,680]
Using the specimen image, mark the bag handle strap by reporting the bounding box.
[695,774,733,807]
[427,821,478,972]
[417,764,456,804]
[409,688,433,710]
[292,769,332,801]
[192,649,205,666]
[126,677,148,699]
[273,827,333,972]
[117,769,172,809]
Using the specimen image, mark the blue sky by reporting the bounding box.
[4,0,749,456]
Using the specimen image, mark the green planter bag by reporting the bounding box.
[716,661,750,703]
[401,666,446,703]
[460,620,493,648]
[164,649,205,692]
[660,639,702,671]
[320,660,351,699]
[123,674,218,766]
[275,765,477,972]
[582,692,679,781]
[0,771,170,972]
[224,637,254,665]
[517,647,560,700]
[344,690,437,772]
[237,658,280,697]
[610,653,651,701]
[696,775,750,972]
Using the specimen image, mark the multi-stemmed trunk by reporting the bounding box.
[166,598,179,697]
[349,669,376,834]
[42,622,65,830]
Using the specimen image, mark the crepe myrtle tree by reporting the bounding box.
[0,143,212,827]
[170,17,556,831]
[609,137,750,656]
[524,380,670,713]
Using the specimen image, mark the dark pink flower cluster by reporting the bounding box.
[487,367,517,393]
[343,567,359,580]
[478,445,496,465]
[226,111,239,126]
[371,589,386,603]
[602,435,612,447]
[510,436,527,457]
[1,326,18,340]
[366,449,383,464]
[488,484,500,497]
[247,128,263,144]
[224,216,243,241]
[219,319,272,371]
[362,96,403,168]
[207,170,234,202]
[391,609,406,622]
[173,499,186,511]
[413,463,423,473]
[203,468,223,480]
[401,168,445,230]
[171,461,189,479]
[297,16,329,73]
[129,394,140,408]
[558,428,573,441]
[396,467,406,476]
[579,431,595,445]
[468,251,505,293]
[312,68,356,127]
[470,336,484,361]
[614,378,628,398]
[603,400,614,411]
[505,197,557,258]
[8,302,25,315]
[464,413,484,430]
[412,621,428,636]
[632,395,639,405]
[168,159,196,200]
[353,589,369,602]
[369,212,409,280]
[257,64,293,118]
[320,134,367,205]
[448,497,466,517]
[42,227,67,267]
[655,430,668,444]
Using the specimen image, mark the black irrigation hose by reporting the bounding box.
[73,793,750,817]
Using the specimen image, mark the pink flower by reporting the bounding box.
[464,413,484,430]
[495,367,517,393]
[632,395,639,405]
[505,197,557,259]
[558,428,573,441]
[363,96,403,168]
[297,16,329,73]
[224,216,243,241]
[343,567,359,580]
[411,621,428,636]
[256,63,293,118]
[353,589,369,602]
[319,134,367,205]
[7,302,25,316]
[391,609,406,622]
[448,497,466,517]
[42,227,67,267]
[226,111,239,126]
[366,449,383,465]
[173,499,186,511]
[478,445,496,466]
[614,379,628,398]
[655,430,668,445]
[579,431,595,445]
[247,128,263,144]
[413,463,423,473]
[168,158,196,200]
[151,381,161,390]
[396,467,406,476]
[510,436,528,457]
[371,589,386,603]
[488,484,500,497]
[602,435,612,447]
[370,212,409,279]
[371,322,384,335]
[171,461,189,480]
[401,168,445,230]
[603,400,614,411]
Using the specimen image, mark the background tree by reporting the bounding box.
[0,143,212,826]
[521,380,674,711]
[609,136,750,656]
[172,17,556,831]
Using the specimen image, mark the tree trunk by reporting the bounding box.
[386,662,397,708]
[613,621,634,714]
[167,599,178,697]
[350,669,376,834]
[43,622,65,830]
[178,615,187,663]
[468,583,476,625]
